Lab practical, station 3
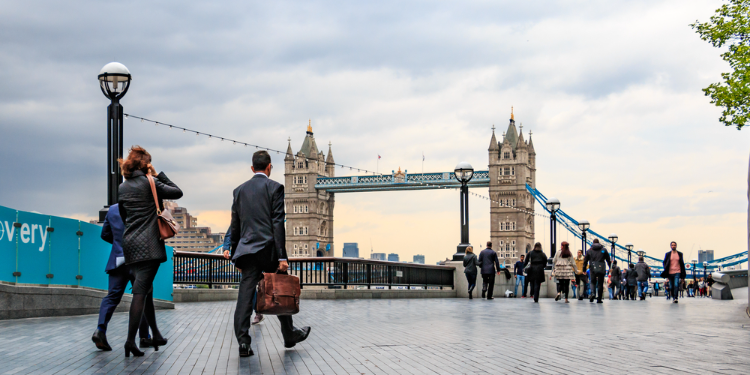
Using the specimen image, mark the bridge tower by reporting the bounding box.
[488,108,536,266]
[283,121,335,258]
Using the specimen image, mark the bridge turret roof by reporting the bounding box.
[285,138,294,161]
[326,142,335,164]
[516,128,526,150]
[489,126,499,151]
[528,132,536,155]
[503,119,518,153]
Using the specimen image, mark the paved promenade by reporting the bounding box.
[0,290,748,374]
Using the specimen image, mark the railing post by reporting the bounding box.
[387,265,392,289]
[343,262,349,289]
[406,267,410,290]
[208,258,213,289]
[367,263,371,289]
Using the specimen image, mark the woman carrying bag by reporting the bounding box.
[463,246,479,299]
[552,242,578,303]
[118,146,183,357]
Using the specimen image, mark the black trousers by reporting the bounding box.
[234,253,295,346]
[559,279,570,299]
[590,272,605,301]
[481,273,495,298]
[524,276,531,297]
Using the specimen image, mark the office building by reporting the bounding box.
[413,255,425,264]
[163,202,225,252]
[343,243,359,258]
[371,252,386,261]
[388,253,399,262]
[698,250,714,264]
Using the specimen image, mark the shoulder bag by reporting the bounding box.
[147,174,180,240]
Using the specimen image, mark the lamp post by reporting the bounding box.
[578,220,590,255]
[452,162,474,261]
[97,62,132,222]
[608,233,618,262]
[703,261,708,280]
[692,259,698,283]
[625,242,634,266]
[545,198,560,259]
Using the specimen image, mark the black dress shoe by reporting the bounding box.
[284,326,311,348]
[140,338,153,348]
[239,343,254,357]
[92,329,112,351]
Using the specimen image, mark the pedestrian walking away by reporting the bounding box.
[635,256,651,300]
[660,241,686,304]
[625,263,638,300]
[228,151,311,357]
[609,261,621,300]
[463,246,479,299]
[582,239,612,303]
[118,146,183,357]
[478,241,501,300]
[574,250,587,300]
[524,242,548,303]
[514,255,526,298]
[552,242,578,303]
[91,203,151,352]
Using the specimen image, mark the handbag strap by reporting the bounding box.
[146,175,162,215]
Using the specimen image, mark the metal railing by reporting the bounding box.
[173,251,454,289]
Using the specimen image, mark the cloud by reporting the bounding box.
[1,0,748,265]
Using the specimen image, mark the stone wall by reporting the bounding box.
[173,288,455,302]
[448,261,560,298]
[0,282,174,320]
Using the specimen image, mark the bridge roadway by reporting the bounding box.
[315,171,490,193]
[0,290,748,374]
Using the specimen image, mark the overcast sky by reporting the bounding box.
[1,0,748,265]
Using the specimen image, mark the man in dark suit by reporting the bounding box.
[660,241,686,303]
[225,151,311,357]
[92,204,150,351]
[477,241,501,300]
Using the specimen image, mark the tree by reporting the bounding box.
[691,0,750,130]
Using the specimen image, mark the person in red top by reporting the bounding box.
[660,241,686,303]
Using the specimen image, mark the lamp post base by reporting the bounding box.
[453,243,471,261]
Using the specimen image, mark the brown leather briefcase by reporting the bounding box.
[256,271,301,315]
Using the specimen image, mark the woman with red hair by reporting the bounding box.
[552,241,578,303]
[118,146,183,357]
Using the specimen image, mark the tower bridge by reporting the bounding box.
[284,110,535,263]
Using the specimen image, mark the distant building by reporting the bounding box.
[164,202,225,252]
[388,253,399,262]
[343,243,359,258]
[698,250,714,264]
[413,255,425,264]
[371,252,386,261]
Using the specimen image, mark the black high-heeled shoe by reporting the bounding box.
[151,337,168,351]
[124,341,144,357]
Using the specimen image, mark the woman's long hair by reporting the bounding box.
[533,242,543,251]
[560,241,572,258]
[118,146,151,178]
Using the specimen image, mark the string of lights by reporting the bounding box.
[125,113,550,219]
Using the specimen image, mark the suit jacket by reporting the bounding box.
[660,250,686,279]
[101,203,125,273]
[477,248,500,275]
[230,174,287,263]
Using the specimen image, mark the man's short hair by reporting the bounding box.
[639,256,644,262]
[670,241,677,246]
[592,238,600,244]
[520,255,524,258]
[486,241,492,248]
[252,151,271,170]
[613,260,617,265]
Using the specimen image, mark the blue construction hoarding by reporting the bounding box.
[0,205,173,301]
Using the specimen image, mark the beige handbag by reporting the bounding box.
[147,174,180,240]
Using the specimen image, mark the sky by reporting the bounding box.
[1,0,748,265]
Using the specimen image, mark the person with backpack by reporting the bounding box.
[552,242,578,303]
[635,256,651,300]
[582,239,612,303]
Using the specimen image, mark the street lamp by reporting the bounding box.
[545,198,560,259]
[578,220,590,255]
[636,249,645,258]
[625,242,634,266]
[452,162,474,261]
[692,259,698,282]
[608,233,618,262]
[703,261,708,280]
[98,62,132,222]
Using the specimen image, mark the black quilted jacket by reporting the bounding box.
[118,170,183,265]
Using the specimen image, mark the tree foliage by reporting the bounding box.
[691,0,750,130]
